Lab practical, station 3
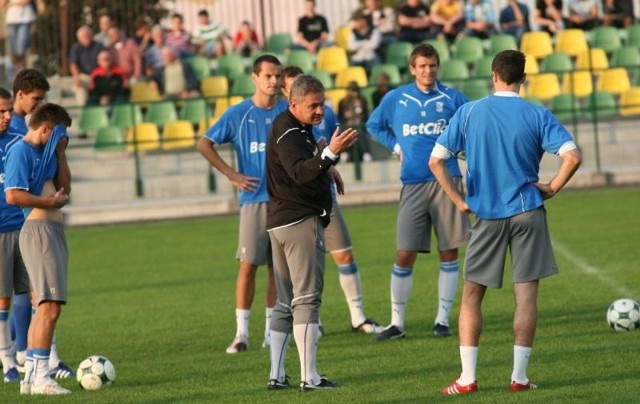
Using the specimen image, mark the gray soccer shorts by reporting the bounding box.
[464,207,558,288]
[324,198,352,253]
[19,220,68,305]
[236,202,272,266]
[268,215,325,333]
[0,230,31,297]
[396,180,470,253]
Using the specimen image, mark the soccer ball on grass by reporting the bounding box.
[606,298,640,332]
[76,355,116,390]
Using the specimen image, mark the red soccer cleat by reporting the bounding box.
[510,380,538,392]
[441,379,478,395]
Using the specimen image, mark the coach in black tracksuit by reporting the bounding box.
[265,75,358,391]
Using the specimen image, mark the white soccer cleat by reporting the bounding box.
[225,334,248,354]
[20,380,31,395]
[30,378,71,395]
[262,334,270,348]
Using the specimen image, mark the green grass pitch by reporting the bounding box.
[2,187,639,402]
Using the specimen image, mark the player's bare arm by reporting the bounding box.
[532,148,582,199]
[429,155,471,214]
[54,136,71,195]
[197,137,260,192]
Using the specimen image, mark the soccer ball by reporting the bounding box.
[76,355,116,390]
[607,298,640,332]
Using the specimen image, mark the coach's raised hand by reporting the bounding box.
[327,127,358,156]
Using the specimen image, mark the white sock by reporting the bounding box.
[293,323,319,385]
[49,333,60,368]
[511,345,532,384]
[435,261,459,326]
[0,310,17,370]
[390,264,412,329]
[23,352,34,385]
[32,349,51,386]
[236,309,250,337]
[459,346,478,385]
[265,307,274,340]
[337,262,366,327]
[269,331,290,381]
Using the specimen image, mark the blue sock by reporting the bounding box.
[11,294,31,352]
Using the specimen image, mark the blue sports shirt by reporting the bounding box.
[0,132,25,232]
[203,98,288,206]
[435,93,576,219]
[9,114,28,137]
[367,81,468,185]
[312,104,339,144]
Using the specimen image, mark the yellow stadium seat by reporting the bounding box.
[316,46,349,74]
[162,120,196,150]
[555,29,588,57]
[575,48,609,71]
[524,54,540,74]
[212,96,244,120]
[198,117,219,136]
[520,31,553,60]
[527,73,561,101]
[335,66,368,88]
[127,122,160,152]
[335,25,352,50]
[324,89,347,110]
[597,68,631,95]
[619,87,640,116]
[130,81,161,107]
[562,71,593,98]
[201,75,229,104]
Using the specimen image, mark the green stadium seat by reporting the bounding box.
[179,97,210,125]
[185,56,211,82]
[473,56,493,78]
[230,73,256,97]
[540,52,573,75]
[146,100,178,128]
[265,32,293,54]
[584,91,618,120]
[461,79,491,100]
[94,126,125,152]
[216,54,246,81]
[385,41,414,70]
[110,103,143,129]
[78,105,109,133]
[423,38,450,61]
[550,93,580,121]
[308,69,334,89]
[610,46,640,68]
[624,24,640,48]
[369,64,402,86]
[452,36,484,64]
[591,26,622,53]
[488,34,518,56]
[439,59,469,86]
[286,49,314,72]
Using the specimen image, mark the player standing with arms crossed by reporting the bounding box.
[367,44,470,341]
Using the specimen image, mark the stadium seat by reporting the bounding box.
[130,81,161,106]
[473,56,493,78]
[265,32,293,54]
[610,46,640,68]
[575,48,609,72]
[360,85,375,111]
[524,54,540,74]
[619,87,640,116]
[78,105,109,133]
[230,73,256,97]
[590,26,622,54]
[584,91,618,120]
[520,31,553,59]
[335,25,352,50]
[461,79,491,100]
[488,34,518,56]
[286,49,315,72]
[423,38,450,61]
[324,88,347,110]
[198,117,218,136]
[385,41,414,70]
[335,66,368,88]
[524,96,544,106]
[179,97,210,126]
[555,29,588,57]
[316,46,349,74]
[127,122,161,152]
[212,96,243,120]
[439,59,469,86]
[562,71,593,98]
[308,69,334,89]
[369,64,402,86]
[146,100,178,128]
[185,56,211,82]
[527,73,561,101]
[540,52,573,75]
[550,93,580,121]
[452,36,484,64]
[110,103,143,131]
[201,75,229,104]
[596,68,631,95]
[162,120,196,150]
[94,126,125,152]
[625,24,640,48]
[216,54,246,80]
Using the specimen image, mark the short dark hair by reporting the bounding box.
[13,69,50,97]
[282,65,304,79]
[0,87,12,100]
[492,50,526,85]
[253,54,281,74]
[198,9,209,17]
[172,13,183,22]
[409,44,440,67]
[290,74,324,103]
[29,103,72,130]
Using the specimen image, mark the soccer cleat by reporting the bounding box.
[433,323,452,337]
[50,361,75,379]
[19,380,31,395]
[299,376,339,392]
[3,367,20,383]
[267,375,290,390]
[225,335,248,354]
[352,318,384,334]
[375,325,405,341]
[262,335,271,348]
[442,379,478,395]
[30,378,71,395]
[510,380,537,392]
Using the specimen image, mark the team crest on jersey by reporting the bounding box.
[420,111,426,117]
[436,102,444,113]
[265,118,272,125]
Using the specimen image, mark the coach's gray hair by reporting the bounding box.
[290,75,324,103]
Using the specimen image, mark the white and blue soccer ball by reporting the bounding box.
[76,355,116,390]
[607,298,640,332]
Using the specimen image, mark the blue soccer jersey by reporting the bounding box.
[9,115,28,137]
[0,132,26,232]
[436,93,576,219]
[367,81,468,185]
[203,98,288,206]
[313,104,339,144]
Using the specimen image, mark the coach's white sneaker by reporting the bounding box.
[30,378,71,395]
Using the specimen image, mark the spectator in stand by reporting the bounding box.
[233,20,261,57]
[430,0,465,42]
[362,0,398,46]
[338,82,374,163]
[149,47,199,100]
[602,0,633,27]
[463,0,497,39]
[133,17,153,58]
[397,0,433,43]
[87,50,129,106]
[4,0,37,81]
[372,72,393,109]
[294,0,330,54]
[107,26,142,83]
[499,0,530,44]
[566,0,600,30]
[69,25,105,106]
[144,25,166,78]
[533,0,565,34]
[165,13,193,58]
[192,9,229,58]
[348,10,382,70]
[93,13,113,46]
